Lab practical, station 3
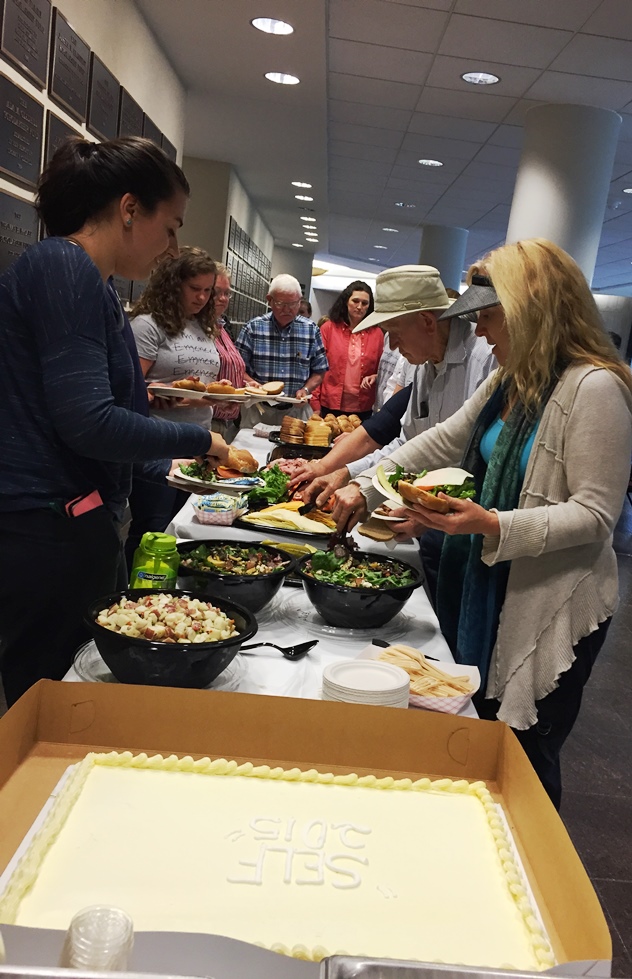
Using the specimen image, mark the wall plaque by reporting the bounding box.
[0,190,38,271]
[48,9,89,123]
[88,53,118,141]
[142,113,161,146]
[0,0,51,88]
[44,109,75,165]
[130,279,147,303]
[112,274,131,304]
[118,87,142,138]
[0,73,43,186]
[161,133,176,161]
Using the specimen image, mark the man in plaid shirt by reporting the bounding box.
[236,273,328,424]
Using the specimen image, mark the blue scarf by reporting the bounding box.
[436,382,540,686]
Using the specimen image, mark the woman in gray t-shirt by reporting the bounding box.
[131,247,220,428]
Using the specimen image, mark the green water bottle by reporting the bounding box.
[129,532,179,590]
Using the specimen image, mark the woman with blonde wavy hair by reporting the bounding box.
[336,238,632,808]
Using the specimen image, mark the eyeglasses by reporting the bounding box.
[271,299,301,310]
[213,290,232,299]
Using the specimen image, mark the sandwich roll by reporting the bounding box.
[226,446,258,474]
[206,379,237,395]
[173,377,206,392]
[398,482,452,514]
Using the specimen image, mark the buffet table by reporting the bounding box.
[64,430,476,716]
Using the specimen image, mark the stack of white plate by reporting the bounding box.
[322,661,410,708]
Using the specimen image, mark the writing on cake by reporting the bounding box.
[227,817,372,888]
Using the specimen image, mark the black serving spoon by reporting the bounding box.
[239,639,317,661]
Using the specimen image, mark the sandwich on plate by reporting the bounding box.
[376,465,475,514]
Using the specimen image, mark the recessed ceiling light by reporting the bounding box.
[295,194,313,201]
[461,70,500,85]
[382,227,399,232]
[251,17,293,35]
[265,72,300,85]
[394,201,416,208]
[300,216,316,222]
[292,242,303,248]
[418,159,443,167]
[623,188,632,194]
[292,181,312,188]
[374,245,387,250]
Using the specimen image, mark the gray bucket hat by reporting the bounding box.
[438,274,500,320]
[353,265,452,332]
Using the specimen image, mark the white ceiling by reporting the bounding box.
[136,0,632,293]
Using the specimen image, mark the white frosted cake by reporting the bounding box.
[0,751,554,969]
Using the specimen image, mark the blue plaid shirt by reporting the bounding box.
[236,312,329,396]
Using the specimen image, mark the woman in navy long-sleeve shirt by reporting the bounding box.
[0,136,230,704]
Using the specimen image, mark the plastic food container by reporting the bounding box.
[192,493,248,525]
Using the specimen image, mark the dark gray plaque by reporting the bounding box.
[112,274,131,304]
[161,133,176,161]
[0,190,38,271]
[0,0,51,88]
[118,87,142,137]
[88,53,118,141]
[48,9,89,123]
[0,74,43,187]
[142,113,161,146]
[44,109,75,164]
[130,279,147,303]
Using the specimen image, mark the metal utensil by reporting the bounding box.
[371,638,439,661]
[239,639,317,661]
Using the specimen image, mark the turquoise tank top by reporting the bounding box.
[480,416,538,479]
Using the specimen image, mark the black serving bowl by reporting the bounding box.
[176,539,296,613]
[84,589,258,688]
[295,551,424,629]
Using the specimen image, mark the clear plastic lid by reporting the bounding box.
[59,905,134,970]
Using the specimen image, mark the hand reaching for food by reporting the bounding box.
[204,432,230,469]
[331,483,368,532]
[302,468,351,507]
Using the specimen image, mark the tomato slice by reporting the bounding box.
[215,466,245,479]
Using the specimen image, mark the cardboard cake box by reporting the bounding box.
[0,680,611,977]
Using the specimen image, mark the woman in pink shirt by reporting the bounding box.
[210,263,246,443]
[312,280,383,420]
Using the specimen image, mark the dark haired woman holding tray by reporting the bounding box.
[0,136,230,705]
[311,279,382,421]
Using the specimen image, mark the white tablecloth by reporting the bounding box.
[159,429,476,717]
[64,429,475,716]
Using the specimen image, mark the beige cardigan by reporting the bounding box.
[355,365,632,729]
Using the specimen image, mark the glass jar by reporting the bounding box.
[129,531,179,590]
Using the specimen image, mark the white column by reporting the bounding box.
[418,225,468,291]
[506,104,621,284]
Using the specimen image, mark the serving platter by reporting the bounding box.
[235,515,333,539]
[73,641,245,691]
